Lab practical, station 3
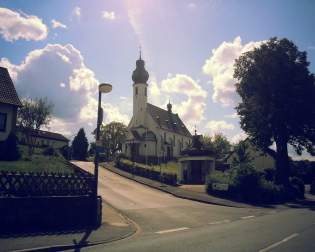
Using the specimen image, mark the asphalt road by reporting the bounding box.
[72,161,315,252]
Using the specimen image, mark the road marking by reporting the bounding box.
[156,227,189,234]
[241,215,255,219]
[208,219,231,225]
[258,233,299,252]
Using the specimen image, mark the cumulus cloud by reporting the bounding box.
[72,6,81,17]
[0,43,129,140]
[149,74,207,130]
[202,36,263,106]
[102,11,116,20]
[224,112,238,119]
[205,120,235,135]
[230,131,247,144]
[51,19,67,29]
[0,7,48,41]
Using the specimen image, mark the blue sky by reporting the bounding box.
[0,0,314,159]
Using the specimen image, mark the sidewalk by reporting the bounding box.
[103,162,254,208]
[0,203,136,252]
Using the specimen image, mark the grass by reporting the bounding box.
[0,145,74,174]
[120,158,180,177]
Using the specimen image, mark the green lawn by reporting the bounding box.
[0,145,74,174]
[120,159,180,177]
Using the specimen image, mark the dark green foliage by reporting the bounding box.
[59,145,71,160]
[234,37,315,185]
[0,133,20,161]
[202,134,231,159]
[231,140,253,169]
[311,180,315,195]
[290,160,315,184]
[289,177,305,198]
[88,142,96,156]
[42,146,57,156]
[72,128,88,161]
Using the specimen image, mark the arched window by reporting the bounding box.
[135,87,138,95]
[145,87,147,96]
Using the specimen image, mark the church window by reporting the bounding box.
[144,144,147,148]
[173,135,175,146]
[164,132,166,141]
[135,87,138,95]
[145,87,147,96]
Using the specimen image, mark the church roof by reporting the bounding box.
[0,67,22,107]
[147,103,192,137]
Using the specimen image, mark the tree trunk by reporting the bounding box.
[275,136,290,185]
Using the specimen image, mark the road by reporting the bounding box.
[72,161,315,252]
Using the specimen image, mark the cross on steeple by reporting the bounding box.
[139,45,142,60]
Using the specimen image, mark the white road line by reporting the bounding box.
[208,219,231,225]
[241,215,255,219]
[258,233,299,252]
[156,227,189,234]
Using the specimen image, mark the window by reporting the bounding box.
[135,87,138,95]
[164,132,166,141]
[0,113,7,131]
[145,87,147,96]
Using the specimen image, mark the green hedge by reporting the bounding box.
[115,159,177,186]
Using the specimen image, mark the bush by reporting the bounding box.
[0,133,20,161]
[42,146,57,156]
[311,180,315,195]
[290,177,305,199]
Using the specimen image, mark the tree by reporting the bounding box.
[202,133,231,159]
[234,37,315,185]
[72,128,89,160]
[17,97,53,156]
[231,140,253,169]
[99,122,127,159]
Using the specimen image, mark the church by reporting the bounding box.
[122,55,192,164]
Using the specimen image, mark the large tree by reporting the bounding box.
[234,37,315,185]
[17,97,53,156]
[72,128,89,160]
[99,122,127,159]
[202,133,231,159]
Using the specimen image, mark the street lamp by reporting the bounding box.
[94,83,112,201]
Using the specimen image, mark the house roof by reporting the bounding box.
[0,67,22,107]
[16,126,69,142]
[147,103,192,137]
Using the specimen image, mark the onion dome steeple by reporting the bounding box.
[132,49,149,84]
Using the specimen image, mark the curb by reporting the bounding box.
[102,164,252,209]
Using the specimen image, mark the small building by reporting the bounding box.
[178,133,215,184]
[16,126,69,149]
[0,67,22,141]
[225,139,276,171]
[123,54,192,164]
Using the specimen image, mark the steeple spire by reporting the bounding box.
[139,45,142,60]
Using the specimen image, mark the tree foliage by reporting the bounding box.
[234,37,315,185]
[202,133,231,159]
[17,97,53,156]
[231,140,253,169]
[72,128,89,161]
[99,122,127,159]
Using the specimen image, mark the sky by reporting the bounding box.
[0,0,315,159]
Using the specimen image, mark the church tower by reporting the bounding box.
[132,52,149,126]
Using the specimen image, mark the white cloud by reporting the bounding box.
[102,11,116,20]
[0,43,129,139]
[51,19,67,29]
[230,131,247,144]
[149,74,207,130]
[187,2,196,8]
[73,6,81,17]
[224,112,238,119]
[202,36,263,106]
[205,120,235,134]
[0,7,48,41]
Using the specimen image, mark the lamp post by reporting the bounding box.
[94,83,112,204]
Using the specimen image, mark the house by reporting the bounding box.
[0,67,22,141]
[178,133,215,184]
[122,54,192,164]
[225,139,276,171]
[15,126,69,149]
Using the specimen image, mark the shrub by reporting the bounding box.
[311,180,315,195]
[290,177,305,198]
[0,133,20,161]
[42,146,57,156]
